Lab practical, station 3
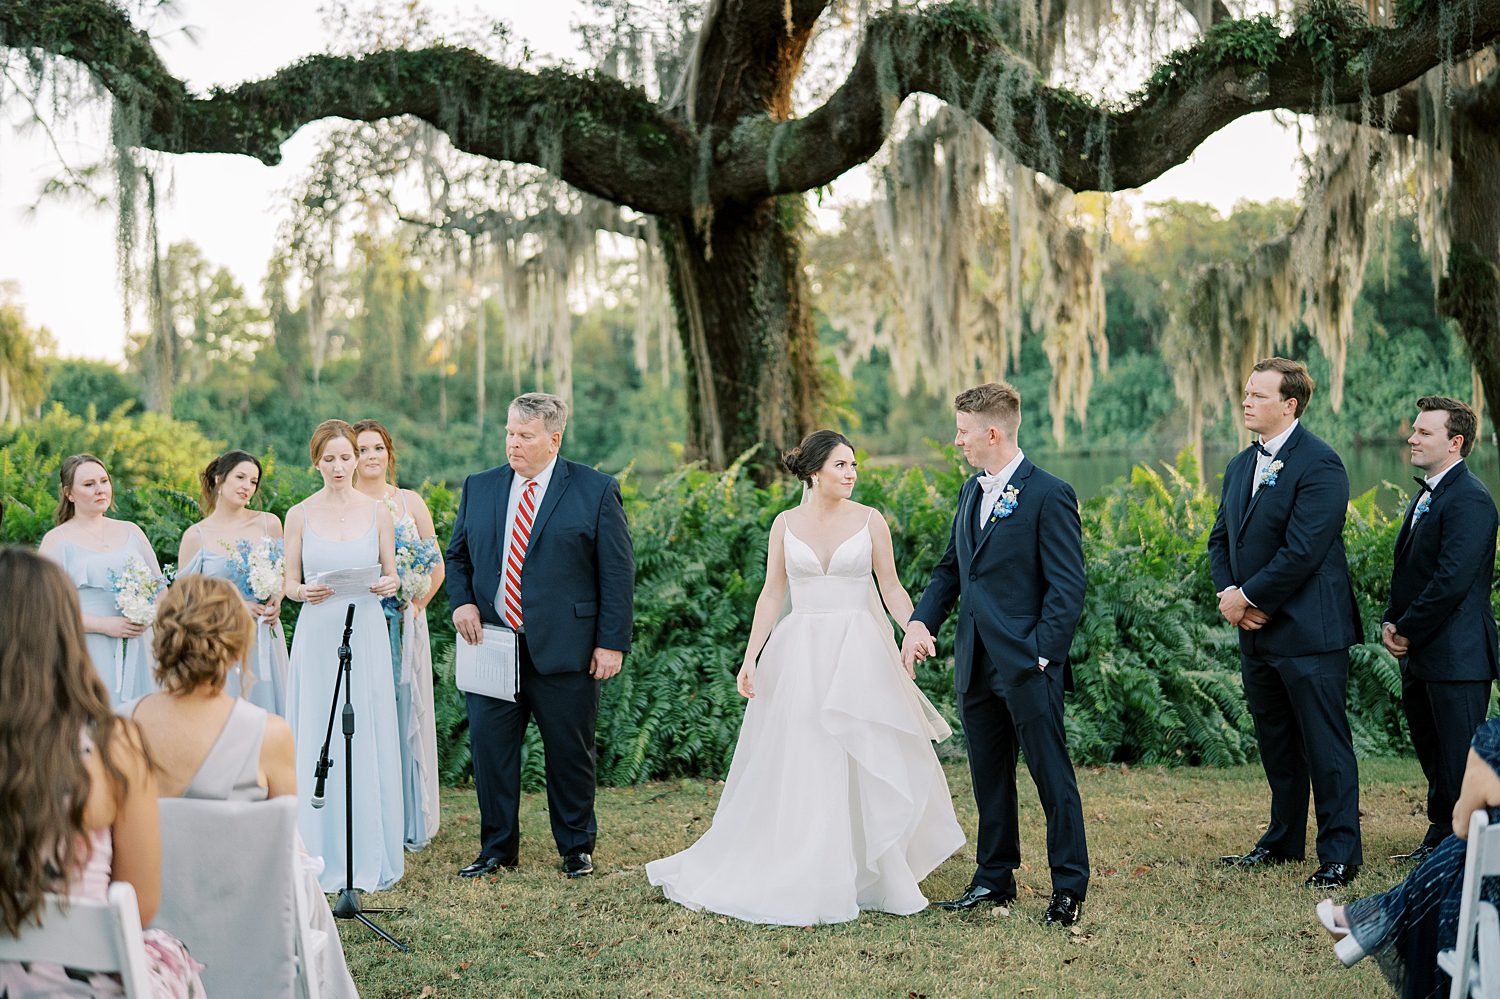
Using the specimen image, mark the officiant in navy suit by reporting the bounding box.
[902,382,1090,928]
[1382,395,1498,864]
[444,392,634,879]
[1208,357,1364,889]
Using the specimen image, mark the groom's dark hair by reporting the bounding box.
[1251,357,1314,417]
[1417,395,1479,457]
[954,383,1021,434]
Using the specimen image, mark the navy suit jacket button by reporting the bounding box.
[968,571,977,580]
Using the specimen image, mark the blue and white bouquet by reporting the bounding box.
[392,520,441,607]
[107,555,170,693]
[227,538,286,603]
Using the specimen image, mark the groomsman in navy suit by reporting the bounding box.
[903,382,1089,927]
[1382,396,1498,863]
[1207,357,1364,889]
[445,392,635,879]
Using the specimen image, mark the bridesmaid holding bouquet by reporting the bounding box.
[38,453,164,705]
[352,418,443,852]
[177,449,291,715]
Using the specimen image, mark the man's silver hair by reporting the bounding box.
[509,392,568,434]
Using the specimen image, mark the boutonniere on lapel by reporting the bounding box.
[988,483,1022,525]
[1412,493,1432,525]
[1257,460,1284,490]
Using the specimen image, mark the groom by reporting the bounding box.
[445,392,635,879]
[902,382,1090,927]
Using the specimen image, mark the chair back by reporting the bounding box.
[0,881,156,998]
[153,795,316,999]
[1446,810,1500,998]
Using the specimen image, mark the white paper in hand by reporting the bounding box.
[309,564,381,597]
[455,625,519,701]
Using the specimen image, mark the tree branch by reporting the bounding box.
[1,0,697,215]
[718,1,1500,198]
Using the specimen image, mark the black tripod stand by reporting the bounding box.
[312,602,407,951]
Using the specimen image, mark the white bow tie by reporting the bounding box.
[978,472,1005,494]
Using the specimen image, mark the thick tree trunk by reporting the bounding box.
[1437,116,1500,448]
[660,198,821,472]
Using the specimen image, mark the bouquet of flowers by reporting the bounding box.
[107,555,170,693]
[392,520,441,607]
[227,538,286,603]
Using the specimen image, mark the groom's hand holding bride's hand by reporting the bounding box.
[901,621,938,675]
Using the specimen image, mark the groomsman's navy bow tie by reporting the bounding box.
[1252,441,1272,457]
[1414,476,1432,496]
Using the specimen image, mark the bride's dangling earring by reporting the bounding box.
[811,475,819,491]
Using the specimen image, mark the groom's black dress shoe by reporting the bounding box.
[1304,863,1359,888]
[1220,846,1297,869]
[934,884,1016,911]
[562,852,594,878]
[1391,843,1436,865]
[458,855,516,878]
[1042,890,1084,927]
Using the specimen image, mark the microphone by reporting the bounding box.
[343,602,356,631]
[312,752,329,809]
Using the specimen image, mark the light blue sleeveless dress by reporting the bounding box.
[178,518,291,716]
[285,512,404,892]
[56,532,159,706]
[383,493,441,852]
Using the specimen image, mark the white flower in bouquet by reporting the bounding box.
[393,520,441,606]
[109,555,168,626]
[229,539,285,603]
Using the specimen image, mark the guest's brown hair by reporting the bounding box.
[199,450,263,514]
[308,419,358,465]
[352,419,397,486]
[0,547,141,934]
[954,382,1022,434]
[1251,357,1315,418]
[54,453,109,525]
[152,574,256,696]
[1417,396,1480,458]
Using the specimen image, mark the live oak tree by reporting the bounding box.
[2,0,1498,466]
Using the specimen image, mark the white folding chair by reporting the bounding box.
[0,880,156,998]
[1441,810,1500,998]
[153,795,323,999]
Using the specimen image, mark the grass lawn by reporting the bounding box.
[339,757,1431,997]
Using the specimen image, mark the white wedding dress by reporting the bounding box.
[646,518,964,925]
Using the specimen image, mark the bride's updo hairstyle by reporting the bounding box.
[780,430,855,486]
[152,574,256,695]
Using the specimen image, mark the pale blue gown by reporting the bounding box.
[286,511,405,892]
[178,516,291,716]
[56,533,159,706]
[383,493,441,852]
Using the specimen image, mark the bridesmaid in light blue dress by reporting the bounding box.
[353,419,444,853]
[38,453,160,705]
[177,450,291,716]
[284,419,405,893]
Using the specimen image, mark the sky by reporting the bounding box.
[0,1,1306,362]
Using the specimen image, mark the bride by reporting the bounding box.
[646,430,964,925]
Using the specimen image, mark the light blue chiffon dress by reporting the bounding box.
[286,512,405,892]
[56,532,159,706]
[178,517,291,716]
[383,493,441,852]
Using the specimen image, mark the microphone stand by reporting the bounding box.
[313,601,407,951]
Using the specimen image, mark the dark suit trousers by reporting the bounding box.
[960,638,1089,899]
[1403,671,1491,847]
[467,636,600,861]
[1241,649,1362,863]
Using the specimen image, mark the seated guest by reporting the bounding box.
[124,573,358,999]
[0,546,204,998]
[1318,716,1500,996]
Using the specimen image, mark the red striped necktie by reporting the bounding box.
[503,479,538,629]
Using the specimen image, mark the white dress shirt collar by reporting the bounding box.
[1424,458,1463,491]
[1257,420,1299,459]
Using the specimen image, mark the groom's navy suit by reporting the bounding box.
[1385,460,1498,847]
[1207,423,1363,864]
[912,457,1090,899]
[445,457,634,862]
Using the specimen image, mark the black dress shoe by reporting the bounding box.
[1043,889,1084,927]
[1304,863,1359,888]
[458,855,516,878]
[1390,843,1436,865]
[933,884,1016,911]
[563,852,594,878]
[1220,846,1297,868]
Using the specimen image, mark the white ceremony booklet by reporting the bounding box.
[309,564,381,597]
[455,625,520,702]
